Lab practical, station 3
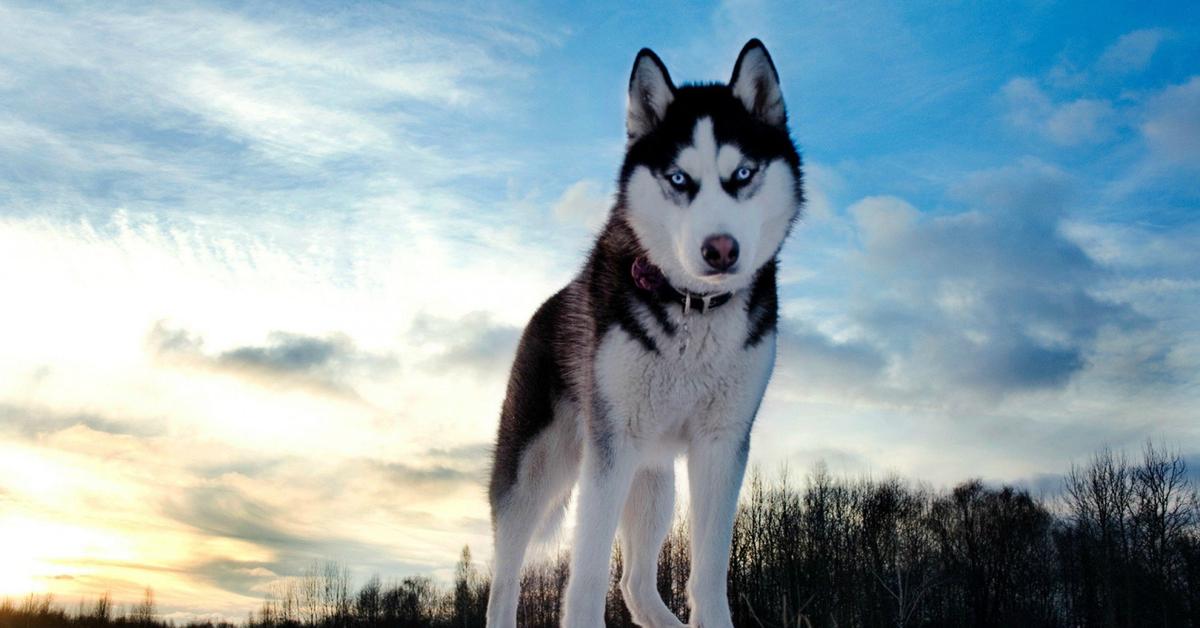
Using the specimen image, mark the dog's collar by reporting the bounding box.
[630,256,734,314]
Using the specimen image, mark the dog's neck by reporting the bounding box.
[630,256,734,314]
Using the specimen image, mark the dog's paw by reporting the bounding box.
[634,616,685,628]
[628,605,686,628]
[685,613,734,628]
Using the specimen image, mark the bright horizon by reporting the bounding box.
[1,1,1198,622]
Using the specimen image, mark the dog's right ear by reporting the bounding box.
[730,39,786,128]
[627,48,676,142]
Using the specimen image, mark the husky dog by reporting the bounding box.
[486,39,802,628]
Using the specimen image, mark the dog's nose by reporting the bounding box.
[701,234,739,272]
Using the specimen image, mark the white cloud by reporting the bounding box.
[0,1,1196,618]
[0,1,561,211]
[1097,28,1170,75]
[1062,219,1200,272]
[1140,75,1200,165]
[1002,77,1052,123]
[1047,27,1170,88]
[551,179,612,232]
[178,64,390,161]
[0,198,571,616]
[949,157,1072,214]
[764,162,1199,486]
[784,159,1187,415]
[848,195,919,250]
[1044,98,1117,145]
[799,161,844,223]
[1002,78,1116,145]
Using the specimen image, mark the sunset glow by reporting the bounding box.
[1,0,1197,621]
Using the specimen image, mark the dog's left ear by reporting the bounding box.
[730,39,786,128]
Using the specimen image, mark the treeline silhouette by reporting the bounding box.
[250,444,1198,628]
[4,444,1197,627]
[0,588,234,628]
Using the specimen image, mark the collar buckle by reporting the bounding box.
[680,289,723,315]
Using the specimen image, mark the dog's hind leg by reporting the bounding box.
[487,408,581,628]
[619,466,685,628]
[487,497,534,628]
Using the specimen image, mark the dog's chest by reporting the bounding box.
[593,302,769,443]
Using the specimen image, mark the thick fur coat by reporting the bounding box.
[486,39,803,628]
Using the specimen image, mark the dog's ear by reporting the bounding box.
[627,48,676,141]
[730,39,786,128]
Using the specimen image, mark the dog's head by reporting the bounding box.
[618,39,803,295]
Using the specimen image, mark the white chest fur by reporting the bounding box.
[593,295,776,453]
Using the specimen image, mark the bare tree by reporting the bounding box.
[93,592,112,623]
[451,546,487,627]
[1131,442,1199,625]
[355,575,382,628]
[130,587,156,626]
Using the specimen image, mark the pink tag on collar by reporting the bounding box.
[631,256,665,292]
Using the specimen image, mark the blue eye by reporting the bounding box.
[668,171,689,189]
[735,166,754,182]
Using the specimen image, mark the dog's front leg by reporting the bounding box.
[562,416,636,628]
[686,429,750,628]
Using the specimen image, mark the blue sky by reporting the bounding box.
[0,0,1198,621]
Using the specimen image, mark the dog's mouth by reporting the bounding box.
[701,265,739,278]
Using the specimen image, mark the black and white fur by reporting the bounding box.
[486,40,803,628]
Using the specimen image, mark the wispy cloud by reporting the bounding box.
[149,323,398,398]
[841,169,1137,400]
[551,179,612,233]
[0,2,562,216]
[410,312,521,376]
[0,398,489,616]
[1140,76,1200,166]
[761,148,1197,484]
[0,1,1197,621]
[1002,78,1118,146]
[1097,28,1171,75]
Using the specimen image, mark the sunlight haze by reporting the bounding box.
[0,1,1197,622]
